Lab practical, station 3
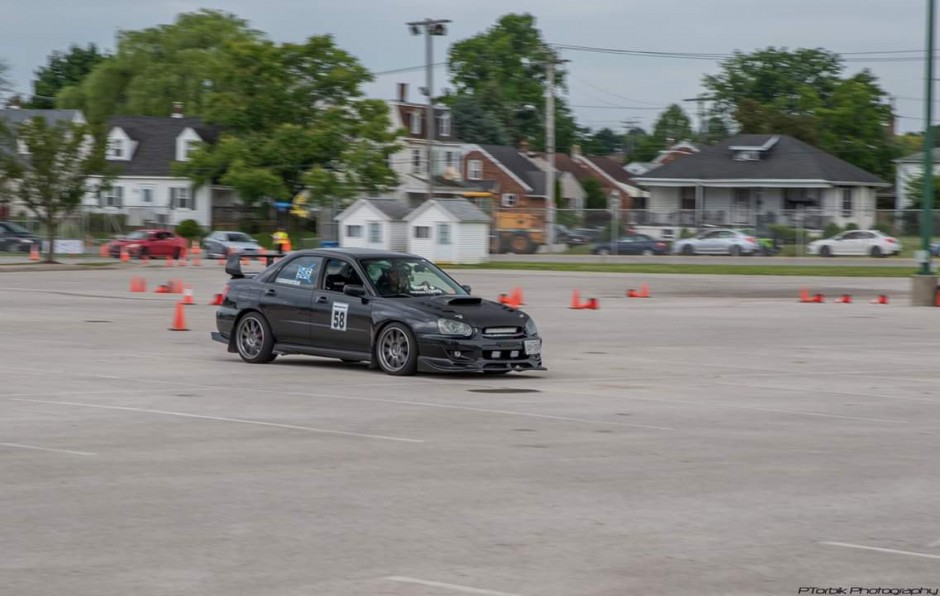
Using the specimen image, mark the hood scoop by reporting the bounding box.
[441,296,482,306]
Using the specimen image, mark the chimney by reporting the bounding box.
[397,83,408,103]
[171,102,184,118]
[519,138,529,153]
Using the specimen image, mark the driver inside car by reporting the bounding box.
[374,261,410,296]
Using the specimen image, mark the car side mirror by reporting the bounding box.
[343,284,366,297]
[461,284,472,294]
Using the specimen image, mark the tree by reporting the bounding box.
[446,13,578,151]
[174,35,400,212]
[632,104,693,161]
[0,117,106,262]
[28,44,107,109]
[703,116,730,144]
[0,59,10,102]
[702,47,898,177]
[449,94,510,145]
[582,177,607,210]
[57,10,260,124]
[585,128,622,156]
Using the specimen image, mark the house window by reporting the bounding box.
[140,186,154,203]
[680,187,696,210]
[368,222,382,243]
[107,138,123,159]
[841,188,854,217]
[501,193,518,208]
[184,140,200,160]
[414,226,430,239]
[170,187,195,210]
[411,149,423,174]
[346,225,363,238]
[468,159,482,180]
[733,151,760,161]
[445,151,455,168]
[410,112,422,134]
[438,114,451,137]
[437,223,452,245]
[784,188,820,210]
[103,185,124,208]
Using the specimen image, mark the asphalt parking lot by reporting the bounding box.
[2,264,939,596]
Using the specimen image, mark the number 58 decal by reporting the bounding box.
[331,302,349,331]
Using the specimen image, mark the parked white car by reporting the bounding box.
[807,230,901,258]
[672,229,761,256]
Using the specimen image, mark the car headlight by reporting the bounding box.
[437,318,473,337]
[524,317,539,336]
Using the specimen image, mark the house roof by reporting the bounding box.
[636,134,887,185]
[896,147,940,164]
[337,197,412,222]
[531,152,594,182]
[106,116,219,177]
[433,198,490,223]
[477,144,547,196]
[580,155,637,185]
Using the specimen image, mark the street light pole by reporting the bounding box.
[920,0,936,276]
[544,49,569,253]
[408,18,450,202]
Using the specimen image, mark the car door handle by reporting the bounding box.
[316,296,328,304]
[264,289,277,296]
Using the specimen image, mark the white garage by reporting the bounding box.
[336,198,411,252]
[404,199,490,264]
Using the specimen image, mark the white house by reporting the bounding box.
[336,197,411,251]
[83,106,240,228]
[634,134,889,234]
[404,198,490,264]
[894,148,940,210]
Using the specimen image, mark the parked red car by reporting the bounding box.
[108,229,188,259]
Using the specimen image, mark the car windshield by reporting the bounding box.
[225,233,254,243]
[3,222,30,234]
[362,257,468,298]
[126,231,149,240]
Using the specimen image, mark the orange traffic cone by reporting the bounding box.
[129,277,147,293]
[181,286,195,305]
[799,287,812,303]
[872,294,889,305]
[638,282,650,298]
[569,289,584,309]
[584,297,599,310]
[169,302,189,331]
[836,294,852,304]
[210,293,223,306]
[812,293,825,303]
[99,243,108,257]
[510,287,525,306]
[29,243,40,261]
[120,246,130,263]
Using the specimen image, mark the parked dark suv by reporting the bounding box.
[0,221,40,253]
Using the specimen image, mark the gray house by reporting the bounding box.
[634,134,888,233]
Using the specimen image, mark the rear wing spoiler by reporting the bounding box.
[225,252,281,279]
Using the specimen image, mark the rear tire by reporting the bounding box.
[510,234,533,255]
[870,246,882,258]
[235,313,277,364]
[730,245,742,257]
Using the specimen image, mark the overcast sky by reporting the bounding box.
[0,0,932,136]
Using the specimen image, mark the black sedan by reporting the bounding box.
[0,221,40,253]
[591,234,669,256]
[211,248,545,376]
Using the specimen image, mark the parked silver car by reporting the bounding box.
[202,231,264,258]
[672,229,761,256]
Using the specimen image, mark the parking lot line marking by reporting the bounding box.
[821,542,940,561]
[0,442,97,457]
[10,399,424,444]
[385,576,523,596]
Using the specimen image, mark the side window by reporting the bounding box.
[321,258,364,293]
[274,256,322,287]
[843,232,860,240]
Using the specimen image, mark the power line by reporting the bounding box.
[569,74,662,106]
[554,42,940,63]
[371,62,447,76]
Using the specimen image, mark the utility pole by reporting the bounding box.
[408,18,450,202]
[545,49,569,252]
[921,0,935,276]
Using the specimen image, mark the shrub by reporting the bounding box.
[175,219,203,240]
[872,221,895,235]
[822,223,842,239]
[844,222,859,231]
[680,227,695,239]
[768,224,798,243]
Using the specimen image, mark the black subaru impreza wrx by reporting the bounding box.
[211,248,544,376]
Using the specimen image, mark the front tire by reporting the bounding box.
[729,245,742,256]
[376,322,418,376]
[870,246,883,258]
[681,244,694,256]
[235,313,277,364]
[820,246,832,258]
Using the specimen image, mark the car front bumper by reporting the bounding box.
[416,335,545,373]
